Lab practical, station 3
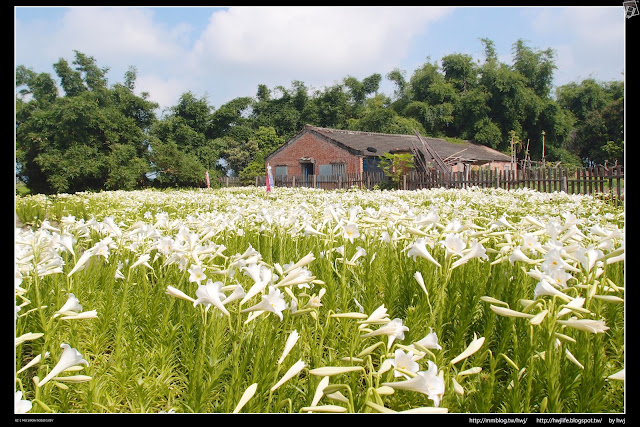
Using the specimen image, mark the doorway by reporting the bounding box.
[301,162,314,186]
[301,162,314,177]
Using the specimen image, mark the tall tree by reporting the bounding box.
[16,66,58,107]
[556,79,624,165]
[16,52,157,193]
[310,83,350,129]
[512,39,556,98]
[441,53,478,92]
[150,91,223,186]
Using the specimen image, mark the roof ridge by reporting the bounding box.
[307,125,415,139]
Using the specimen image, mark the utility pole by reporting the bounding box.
[510,131,515,171]
[541,130,546,167]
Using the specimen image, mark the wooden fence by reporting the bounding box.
[224,166,624,201]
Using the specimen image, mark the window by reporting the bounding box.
[275,166,288,176]
[363,157,381,173]
[331,163,346,176]
[318,163,346,176]
[318,164,332,176]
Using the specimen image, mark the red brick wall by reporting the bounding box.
[266,132,361,175]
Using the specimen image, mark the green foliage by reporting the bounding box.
[149,140,207,188]
[379,152,414,188]
[16,51,158,194]
[16,39,624,195]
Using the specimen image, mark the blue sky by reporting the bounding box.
[15,6,626,112]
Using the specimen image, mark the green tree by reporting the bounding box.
[556,79,624,165]
[149,91,223,186]
[512,39,556,98]
[149,139,206,187]
[441,53,478,92]
[346,93,424,135]
[251,84,303,139]
[16,52,158,194]
[472,117,502,149]
[386,67,410,114]
[344,73,382,109]
[52,57,86,97]
[405,60,458,137]
[379,152,414,189]
[239,126,285,184]
[16,65,58,107]
[210,96,253,139]
[310,83,351,128]
[451,87,491,140]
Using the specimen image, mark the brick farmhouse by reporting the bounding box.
[265,125,514,178]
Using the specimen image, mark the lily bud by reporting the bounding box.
[233,383,258,413]
[490,305,534,319]
[309,366,364,376]
[452,377,464,395]
[457,367,482,376]
[450,333,485,365]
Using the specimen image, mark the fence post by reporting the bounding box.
[616,166,622,200]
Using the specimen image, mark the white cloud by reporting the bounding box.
[20,5,622,112]
[136,74,191,113]
[531,6,623,46]
[16,6,197,109]
[193,6,454,78]
[16,6,454,110]
[527,6,624,85]
[55,7,186,62]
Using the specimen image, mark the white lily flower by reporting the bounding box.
[60,310,98,320]
[407,238,441,268]
[193,279,230,316]
[382,360,445,407]
[413,271,428,296]
[414,327,442,350]
[130,254,153,271]
[310,376,330,408]
[221,284,246,305]
[53,293,82,318]
[389,349,420,378]
[606,368,624,382]
[15,391,32,414]
[241,286,288,321]
[556,318,609,334]
[361,318,409,349]
[284,252,316,273]
[38,343,89,387]
[534,279,573,302]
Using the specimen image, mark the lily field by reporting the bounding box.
[15,186,624,414]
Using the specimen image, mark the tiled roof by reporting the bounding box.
[306,125,511,163]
